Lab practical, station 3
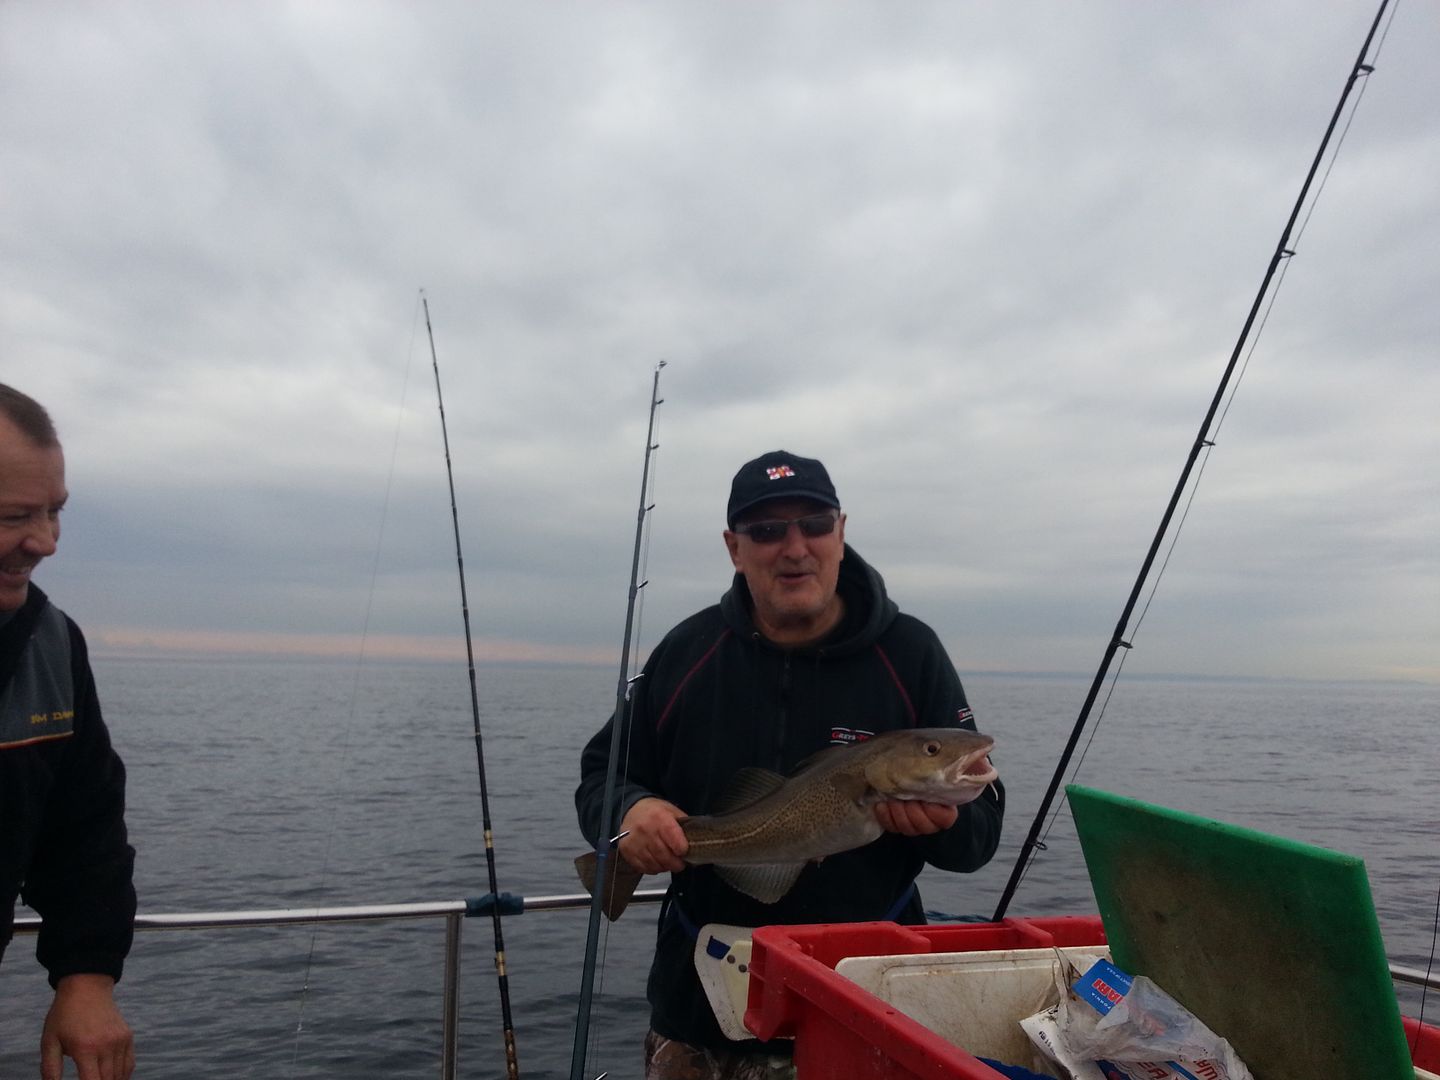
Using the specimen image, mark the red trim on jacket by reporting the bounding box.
[872,643,917,726]
[656,629,731,733]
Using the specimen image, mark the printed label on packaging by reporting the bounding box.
[1073,958,1133,1015]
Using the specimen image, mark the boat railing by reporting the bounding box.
[11,889,667,1080]
[1394,964,1440,990]
[13,896,1438,1079]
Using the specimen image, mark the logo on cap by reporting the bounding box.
[766,465,795,480]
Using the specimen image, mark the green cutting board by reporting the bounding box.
[1066,784,1412,1080]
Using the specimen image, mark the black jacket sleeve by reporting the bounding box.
[904,622,1006,873]
[21,619,136,987]
[576,712,661,848]
[575,649,667,847]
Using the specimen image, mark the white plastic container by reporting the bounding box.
[834,945,1107,1065]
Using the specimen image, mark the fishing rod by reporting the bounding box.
[423,295,521,1080]
[570,360,667,1080]
[992,0,1394,922]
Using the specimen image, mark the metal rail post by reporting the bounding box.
[441,910,462,1080]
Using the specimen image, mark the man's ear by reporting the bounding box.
[723,529,742,569]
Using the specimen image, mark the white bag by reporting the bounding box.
[1020,957,1253,1080]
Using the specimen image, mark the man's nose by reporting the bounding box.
[778,522,809,556]
[21,516,59,557]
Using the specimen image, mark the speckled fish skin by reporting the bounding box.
[681,727,997,870]
[578,727,997,917]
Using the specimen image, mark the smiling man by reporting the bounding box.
[577,449,1004,1080]
[0,384,136,1080]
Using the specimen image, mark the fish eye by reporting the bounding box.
[922,740,941,756]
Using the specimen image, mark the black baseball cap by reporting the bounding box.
[726,450,840,528]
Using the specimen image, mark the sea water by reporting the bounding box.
[0,658,1435,1078]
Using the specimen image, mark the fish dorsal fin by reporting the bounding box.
[714,862,808,904]
[711,767,788,814]
[791,743,851,774]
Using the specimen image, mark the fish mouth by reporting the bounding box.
[946,746,998,788]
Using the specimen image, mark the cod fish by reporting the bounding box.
[576,727,997,920]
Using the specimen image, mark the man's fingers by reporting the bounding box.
[49,1041,102,1080]
[103,1037,136,1080]
[617,798,690,872]
[875,799,958,835]
[105,1037,135,1080]
[619,823,687,873]
[40,1031,62,1080]
[40,975,134,1080]
[657,814,689,861]
[56,1033,133,1080]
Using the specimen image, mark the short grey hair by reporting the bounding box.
[0,383,59,447]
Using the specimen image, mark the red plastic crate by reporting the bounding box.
[745,916,1440,1080]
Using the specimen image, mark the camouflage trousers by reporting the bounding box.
[643,1029,796,1080]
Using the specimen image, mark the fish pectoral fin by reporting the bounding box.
[575,850,646,922]
[710,767,789,814]
[713,861,808,904]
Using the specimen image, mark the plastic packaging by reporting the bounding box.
[1021,957,1254,1080]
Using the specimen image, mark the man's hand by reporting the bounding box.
[617,797,689,874]
[41,973,134,1080]
[873,799,958,836]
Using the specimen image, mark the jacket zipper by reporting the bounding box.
[773,651,792,770]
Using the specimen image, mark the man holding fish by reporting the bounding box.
[577,449,1005,1080]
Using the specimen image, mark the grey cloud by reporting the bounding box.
[3,1,1435,680]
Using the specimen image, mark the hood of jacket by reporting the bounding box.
[719,543,898,657]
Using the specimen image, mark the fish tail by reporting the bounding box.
[574,850,646,921]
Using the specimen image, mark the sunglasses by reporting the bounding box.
[732,511,839,544]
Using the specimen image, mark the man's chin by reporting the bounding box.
[769,596,824,619]
[764,598,833,629]
[0,581,30,612]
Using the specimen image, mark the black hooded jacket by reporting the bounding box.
[0,585,136,986]
[576,545,1004,1049]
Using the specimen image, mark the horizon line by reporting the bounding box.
[84,626,1439,685]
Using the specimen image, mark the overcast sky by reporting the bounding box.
[3,2,1435,682]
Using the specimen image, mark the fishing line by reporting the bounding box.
[585,375,665,1073]
[422,293,522,1080]
[587,371,665,1008]
[1414,878,1440,1052]
[1122,0,1394,651]
[571,361,668,1080]
[1287,0,1398,249]
[1127,0,1398,650]
[287,294,427,1073]
[631,429,662,682]
[992,0,1397,921]
[1010,50,1379,895]
[578,365,667,1079]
